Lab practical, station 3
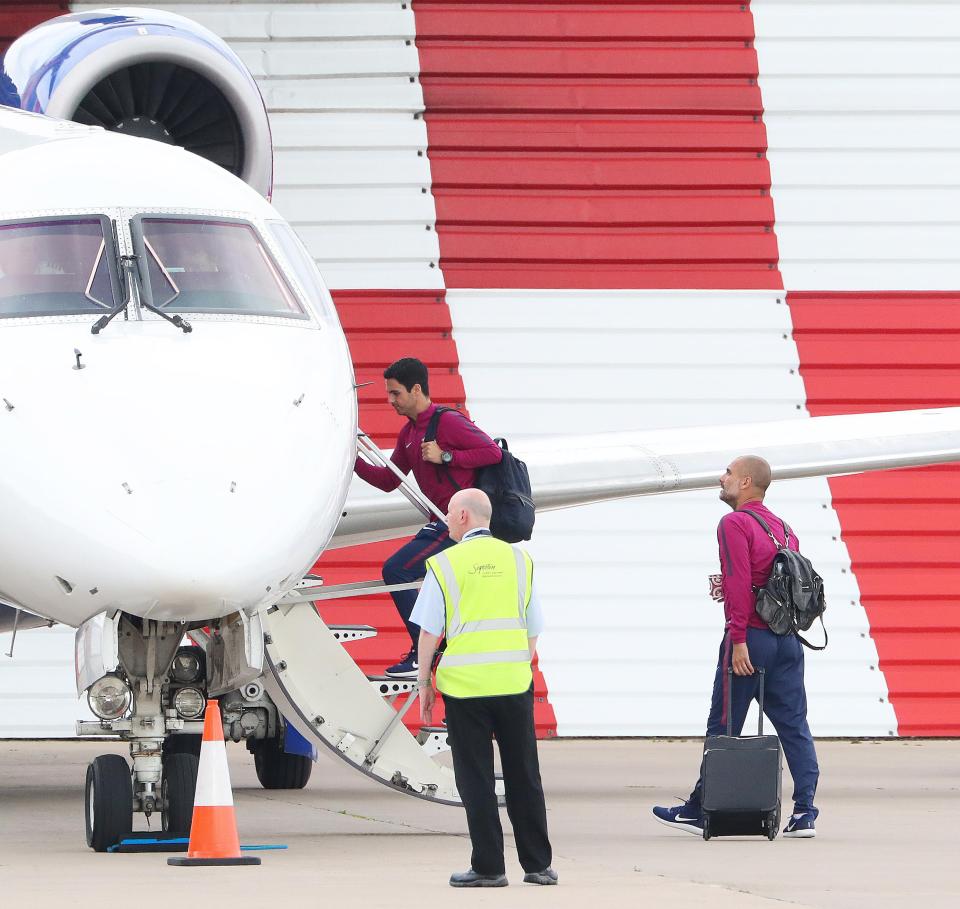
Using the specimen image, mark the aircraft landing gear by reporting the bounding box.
[85,754,133,852]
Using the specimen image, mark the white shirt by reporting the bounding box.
[409,528,544,638]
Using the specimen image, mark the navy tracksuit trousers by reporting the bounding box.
[382,520,453,648]
[689,627,820,816]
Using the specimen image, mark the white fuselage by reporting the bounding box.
[0,110,357,626]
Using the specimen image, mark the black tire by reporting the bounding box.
[253,738,312,790]
[162,752,199,834]
[162,733,202,760]
[702,814,711,841]
[85,754,133,852]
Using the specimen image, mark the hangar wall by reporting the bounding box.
[0,0,953,736]
[753,0,960,734]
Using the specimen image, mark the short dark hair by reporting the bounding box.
[384,357,429,396]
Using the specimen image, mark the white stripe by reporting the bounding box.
[193,740,235,807]
[754,0,960,290]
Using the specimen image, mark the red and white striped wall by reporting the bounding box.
[2,1,957,737]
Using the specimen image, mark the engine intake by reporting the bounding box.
[1,8,272,197]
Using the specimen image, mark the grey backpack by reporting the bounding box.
[743,510,828,651]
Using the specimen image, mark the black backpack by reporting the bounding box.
[742,510,828,651]
[425,407,535,543]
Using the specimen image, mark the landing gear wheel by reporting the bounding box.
[85,754,133,852]
[162,752,199,834]
[162,733,201,760]
[253,738,312,789]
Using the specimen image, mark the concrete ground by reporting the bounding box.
[0,738,957,907]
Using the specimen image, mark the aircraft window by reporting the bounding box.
[139,219,306,318]
[0,219,116,318]
[267,221,339,326]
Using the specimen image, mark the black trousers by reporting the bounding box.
[443,686,552,876]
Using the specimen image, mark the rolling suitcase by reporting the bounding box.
[701,667,782,841]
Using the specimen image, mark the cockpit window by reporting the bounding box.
[0,218,117,318]
[267,221,340,326]
[137,218,306,318]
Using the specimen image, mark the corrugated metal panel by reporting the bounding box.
[1,0,926,740]
[0,2,67,53]
[0,626,92,736]
[754,0,960,290]
[449,289,894,735]
[413,0,782,289]
[72,0,441,290]
[792,291,960,734]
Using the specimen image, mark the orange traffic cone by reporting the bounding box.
[168,699,260,866]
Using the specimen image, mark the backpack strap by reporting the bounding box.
[797,615,829,651]
[423,405,454,444]
[741,509,790,550]
[423,405,462,491]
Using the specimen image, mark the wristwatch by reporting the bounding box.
[440,450,453,465]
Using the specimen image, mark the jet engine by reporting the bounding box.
[1,8,273,197]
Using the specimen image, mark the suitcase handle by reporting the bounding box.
[725,666,765,737]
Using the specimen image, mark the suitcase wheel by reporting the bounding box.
[766,810,778,841]
[702,815,711,841]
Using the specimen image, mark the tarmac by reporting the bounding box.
[0,738,957,908]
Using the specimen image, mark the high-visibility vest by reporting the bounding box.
[426,533,534,698]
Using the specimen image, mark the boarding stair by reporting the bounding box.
[259,430,461,803]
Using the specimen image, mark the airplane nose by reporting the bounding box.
[0,321,357,625]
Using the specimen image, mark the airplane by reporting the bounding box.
[2,7,960,852]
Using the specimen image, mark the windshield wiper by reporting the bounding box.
[92,255,192,334]
[91,255,135,335]
[140,295,192,334]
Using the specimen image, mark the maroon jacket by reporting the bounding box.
[355,404,503,513]
[718,500,800,644]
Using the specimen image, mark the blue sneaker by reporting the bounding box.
[385,649,418,679]
[652,802,704,835]
[783,812,816,838]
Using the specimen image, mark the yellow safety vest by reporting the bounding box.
[426,534,534,698]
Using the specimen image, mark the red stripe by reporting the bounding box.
[414,0,783,290]
[402,532,449,570]
[791,291,960,735]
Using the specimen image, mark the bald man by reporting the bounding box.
[653,456,821,839]
[412,489,556,887]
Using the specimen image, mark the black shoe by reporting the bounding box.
[523,867,559,885]
[449,869,508,888]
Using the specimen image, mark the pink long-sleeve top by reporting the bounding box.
[354,404,503,513]
[717,500,800,644]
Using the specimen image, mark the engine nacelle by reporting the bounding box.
[1,7,272,197]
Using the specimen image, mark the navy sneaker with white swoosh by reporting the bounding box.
[783,812,817,838]
[652,803,704,834]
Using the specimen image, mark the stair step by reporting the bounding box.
[329,624,377,642]
[417,725,450,755]
[367,676,419,697]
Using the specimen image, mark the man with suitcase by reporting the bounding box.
[652,455,820,838]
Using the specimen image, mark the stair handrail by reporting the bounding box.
[356,430,446,523]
